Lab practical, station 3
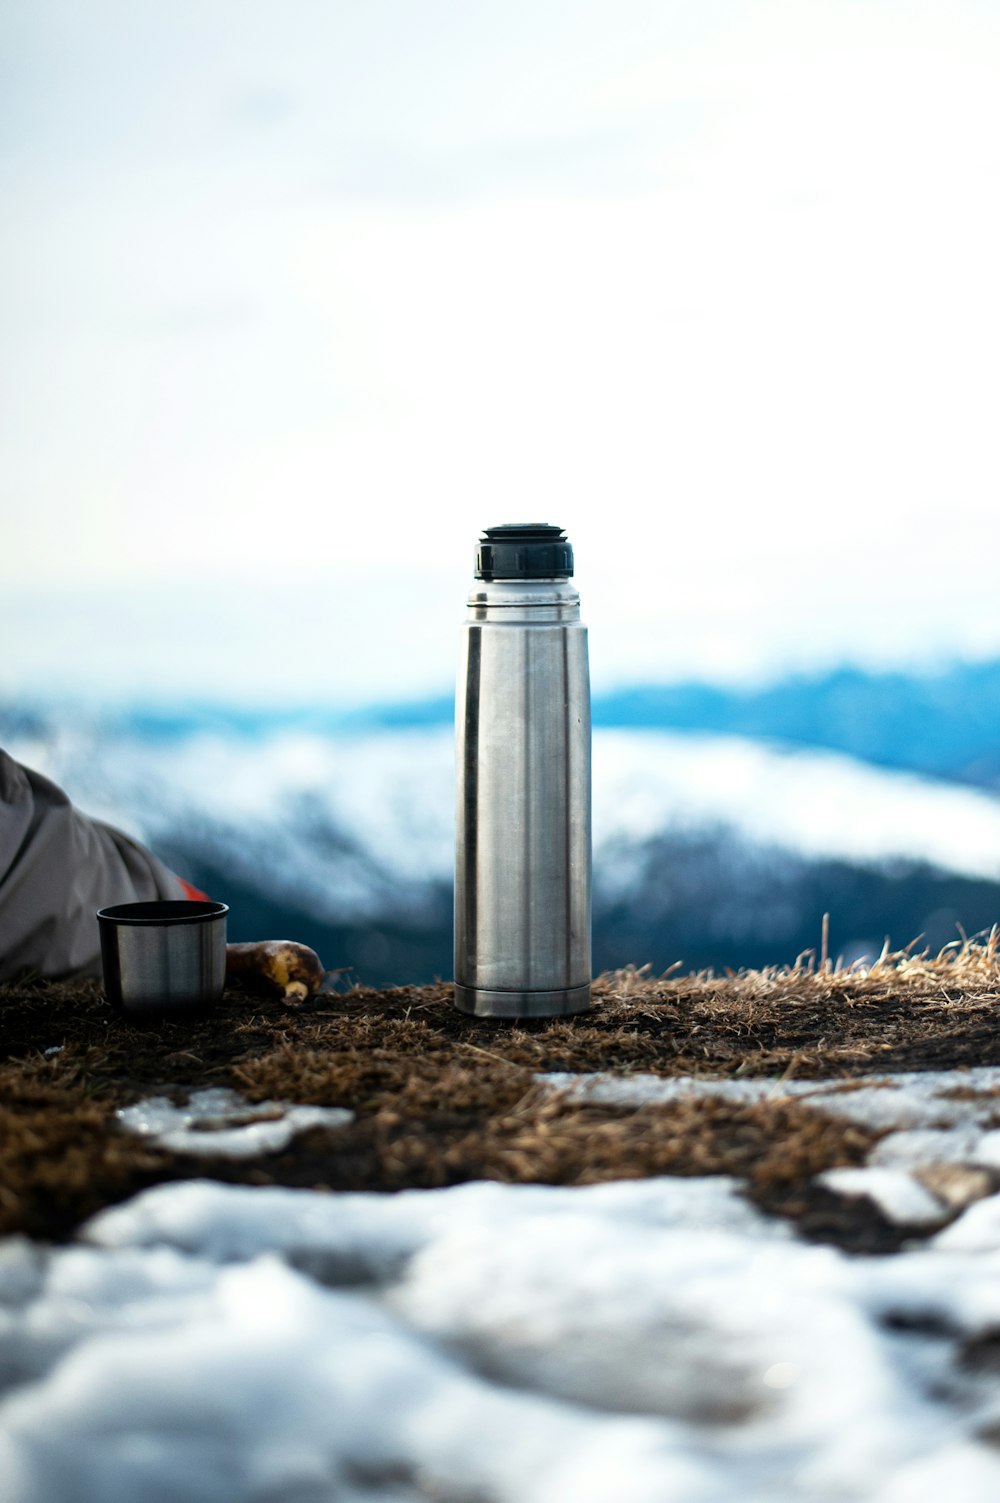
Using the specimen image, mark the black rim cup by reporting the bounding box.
[96,901,229,926]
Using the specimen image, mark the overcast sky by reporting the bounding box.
[2,0,999,703]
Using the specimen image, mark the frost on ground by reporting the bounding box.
[5,1073,1000,1502]
[116,1088,354,1160]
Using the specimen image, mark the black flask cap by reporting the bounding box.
[476,523,574,581]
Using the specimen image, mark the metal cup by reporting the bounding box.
[96,900,228,1014]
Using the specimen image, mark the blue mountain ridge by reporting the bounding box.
[27,657,996,790]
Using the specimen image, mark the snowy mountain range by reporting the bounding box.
[3,662,999,983]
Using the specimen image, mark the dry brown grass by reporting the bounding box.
[0,1053,170,1239]
[1,933,998,1246]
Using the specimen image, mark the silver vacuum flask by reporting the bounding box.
[454,523,591,1018]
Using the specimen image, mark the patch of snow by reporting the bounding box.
[873,1444,1000,1503]
[0,1174,999,1499]
[544,1070,781,1108]
[116,1088,352,1159]
[1,1253,728,1503]
[0,1240,45,1310]
[546,1066,1000,1139]
[969,1129,1000,1171]
[817,1168,948,1227]
[871,1128,989,1169]
[85,1174,775,1269]
[933,1195,1000,1254]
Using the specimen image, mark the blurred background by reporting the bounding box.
[2,0,999,982]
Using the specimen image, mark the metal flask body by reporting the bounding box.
[454,524,592,1018]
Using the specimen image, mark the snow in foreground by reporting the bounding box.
[5,1078,1000,1501]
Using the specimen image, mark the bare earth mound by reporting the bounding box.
[3,938,999,1251]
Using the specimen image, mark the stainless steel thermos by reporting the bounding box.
[454,523,592,1017]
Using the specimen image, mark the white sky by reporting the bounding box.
[2,0,999,702]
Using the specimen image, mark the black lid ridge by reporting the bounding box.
[476,522,574,580]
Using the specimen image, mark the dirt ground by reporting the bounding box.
[3,937,999,1253]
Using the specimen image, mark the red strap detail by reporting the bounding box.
[176,876,211,902]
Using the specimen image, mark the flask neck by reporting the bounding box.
[466,577,581,624]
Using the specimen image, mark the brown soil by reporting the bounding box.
[2,937,999,1252]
